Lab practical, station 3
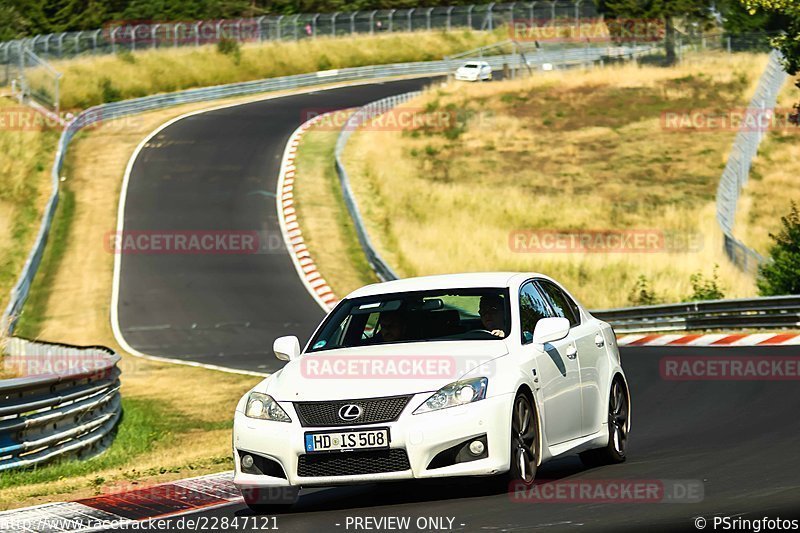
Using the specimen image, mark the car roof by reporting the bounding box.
[345,272,546,299]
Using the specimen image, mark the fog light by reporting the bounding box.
[241,454,254,469]
[468,440,485,456]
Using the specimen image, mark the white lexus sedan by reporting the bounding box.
[233,273,630,511]
[454,61,493,81]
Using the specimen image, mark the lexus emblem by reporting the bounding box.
[338,404,363,421]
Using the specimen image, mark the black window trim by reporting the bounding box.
[534,279,582,328]
[518,279,554,345]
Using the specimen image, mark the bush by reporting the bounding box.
[99,77,121,103]
[628,275,660,306]
[757,202,800,296]
[116,49,136,64]
[687,264,725,301]
[216,37,241,64]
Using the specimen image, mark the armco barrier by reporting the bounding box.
[1,44,649,332]
[0,338,121,471]
[591,295,800,333]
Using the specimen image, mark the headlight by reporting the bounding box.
[245,392,291,422]
[413,377,488,414]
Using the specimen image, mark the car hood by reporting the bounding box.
[264,340,509,401]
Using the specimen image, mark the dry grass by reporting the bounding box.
[293,125,379,298]
[0,98,59,377]
[342,53,768,308]
[0,99,59,316]
[51,30,505,109]
[734,77,800,255]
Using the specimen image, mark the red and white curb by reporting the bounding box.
[276,114,340,313]
[617,332,800,347]
[0,472,239,531]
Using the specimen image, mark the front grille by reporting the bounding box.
[297,449,411,477]
[294,395,412,427]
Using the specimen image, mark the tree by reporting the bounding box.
[598,0,715,64]
[0,5,30,40]
[742,0,800,74]
[757,202,800,296]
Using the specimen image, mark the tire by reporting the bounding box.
[580,378,629,467]
[505,391,539,486]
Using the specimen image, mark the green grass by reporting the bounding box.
[293,128,378,298]
[0,396,232,492]
[51,29,506,109]
[15,185,75,338]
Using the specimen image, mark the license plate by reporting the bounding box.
[304,428,390,453]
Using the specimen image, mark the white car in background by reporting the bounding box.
[454,61,493,81]
[233,273,630,512]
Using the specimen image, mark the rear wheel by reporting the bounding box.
[507,392,539,485]
[580,379,629,467]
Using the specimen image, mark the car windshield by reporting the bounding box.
[463,63,479,68]
[308,287,511,352]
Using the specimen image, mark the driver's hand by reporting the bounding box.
[491,329,504,337]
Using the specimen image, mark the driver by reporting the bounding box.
[375,311,407,343]
[479,295,506,338]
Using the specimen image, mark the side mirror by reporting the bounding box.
[532,317,570,344]
[273,336,301,361]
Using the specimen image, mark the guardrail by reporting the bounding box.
[592,295,800,333]
[715,50,788,274]
[1,44,652,332]
[0,338,121,471]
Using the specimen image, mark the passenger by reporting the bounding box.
[479,295,506,337]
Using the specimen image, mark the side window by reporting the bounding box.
[537,281,580,327]
[519,282,551,344]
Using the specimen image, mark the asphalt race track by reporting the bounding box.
[115,78,800,531]
[116,77,437,373]
[115,346,800,532]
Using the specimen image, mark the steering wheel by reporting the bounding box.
[462,328,500,339]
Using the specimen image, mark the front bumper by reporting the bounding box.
[233,392,513,489]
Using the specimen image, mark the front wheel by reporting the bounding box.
[580,379,629,467]
[506,392,539,486]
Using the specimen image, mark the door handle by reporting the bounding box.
[595,333,605,348]
[566,344,578,360]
